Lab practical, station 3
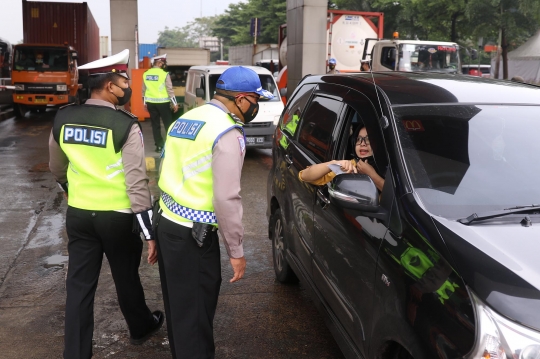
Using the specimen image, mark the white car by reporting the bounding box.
[184,65,284,149]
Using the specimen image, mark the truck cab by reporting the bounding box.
[369,39,461,73]
[11,44,80,117]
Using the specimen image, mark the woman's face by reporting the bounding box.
[355,127,373,158]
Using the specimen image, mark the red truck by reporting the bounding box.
[11,0,99,117]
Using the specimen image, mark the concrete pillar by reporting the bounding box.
[286,0,327,95]
[110,0,138,75]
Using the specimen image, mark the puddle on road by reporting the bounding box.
[44,254,68,269]
[27,212,65,249]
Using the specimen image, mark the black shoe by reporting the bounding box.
[130,310,164,345]
[155,146,163,153]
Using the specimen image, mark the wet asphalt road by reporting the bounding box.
[0,109,344,359]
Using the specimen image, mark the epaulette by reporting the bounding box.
[117,108,137,119]
[59,103,77,110]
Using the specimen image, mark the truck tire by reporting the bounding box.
[13,104,27,118]
[270,208,298,284]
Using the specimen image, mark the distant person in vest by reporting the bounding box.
[155,66,274,358]
[327,57,340,74]
[48,49,164,359]
[142,54,178,153]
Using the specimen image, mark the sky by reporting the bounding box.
[0,0,241,47]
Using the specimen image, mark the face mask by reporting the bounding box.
[238,97,259,123]
[36,58,43,64]
[112,83,132,106]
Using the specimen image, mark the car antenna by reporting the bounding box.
[361,59,389,129]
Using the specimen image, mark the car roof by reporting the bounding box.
[189,65,273,75]
[306,72,540,106]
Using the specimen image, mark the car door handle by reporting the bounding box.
[317,189,331,209]
[284,154,293,166]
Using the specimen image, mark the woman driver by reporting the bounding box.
[299,126,385,191]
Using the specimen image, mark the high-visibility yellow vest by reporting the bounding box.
[279,114,299,149]
[144,67,169,103]
[158,103,244,225]
[52,105,138,210]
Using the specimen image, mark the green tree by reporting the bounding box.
[157,16,222,48]
[212,0,287,47]
[466,0,540,78]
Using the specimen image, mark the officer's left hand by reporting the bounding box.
[147,240,158,265]
[173,104,179,113]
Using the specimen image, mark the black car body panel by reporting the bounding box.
[267,72,540,359]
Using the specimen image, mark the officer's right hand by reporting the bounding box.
[229,257,246,283]
[147,240,158,265]
[173,104,179,113]
[144,103,148,111]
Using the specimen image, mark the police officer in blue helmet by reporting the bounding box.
[155,66,273,358]
[327,57,340,74]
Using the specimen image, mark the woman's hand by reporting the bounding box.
[334,160,357,174]
[356,159,376,176]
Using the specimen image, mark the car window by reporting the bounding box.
[187,73,195,93]
[297,96,342,162]
[395,104,540,219]
[280,83,316,137]
[381,47,396,70]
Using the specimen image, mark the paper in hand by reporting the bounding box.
[327,163,345,175]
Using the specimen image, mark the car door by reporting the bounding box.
[311,93,390,357]
[274,83,317,275]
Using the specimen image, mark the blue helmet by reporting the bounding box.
[328,58,337,65]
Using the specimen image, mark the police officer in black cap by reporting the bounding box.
[49,49,163,359]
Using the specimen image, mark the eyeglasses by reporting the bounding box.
[238,94,260,103]
[356,136,370,145]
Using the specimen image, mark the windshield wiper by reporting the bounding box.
[458,205,540,225]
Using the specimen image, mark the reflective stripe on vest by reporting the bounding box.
[59,125,131,210]
[158,104,244,224]
[144,68,169,103]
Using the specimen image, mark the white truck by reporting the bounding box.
[365,38,461,73]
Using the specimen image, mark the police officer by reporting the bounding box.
[327,57,340,74]
[155,66,274,358]
[48,49,163,359]
[142,54,178,152]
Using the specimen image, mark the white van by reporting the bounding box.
[184,65,284,149]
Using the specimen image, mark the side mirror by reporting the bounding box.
[71,52,78,60]
[329,174,379,212]
[279,87,287,97]
[195,87,205,98]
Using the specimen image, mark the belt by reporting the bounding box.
[161,192,217,224]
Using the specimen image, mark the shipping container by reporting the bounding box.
[22,0,100,65]
[157,47,210,66]
[229,44,279,67]
[139,43,158,61]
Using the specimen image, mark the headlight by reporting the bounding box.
[273,115,280,126]
[57,85,67,91]
[14,84,24,91]
[467,289,540,359]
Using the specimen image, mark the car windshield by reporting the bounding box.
[209,74,279,101]
[13,47,68,71]
[398,44,460,73]
[395,105,540,219]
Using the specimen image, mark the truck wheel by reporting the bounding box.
[13,104,27,118]
[270,208,298,283]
